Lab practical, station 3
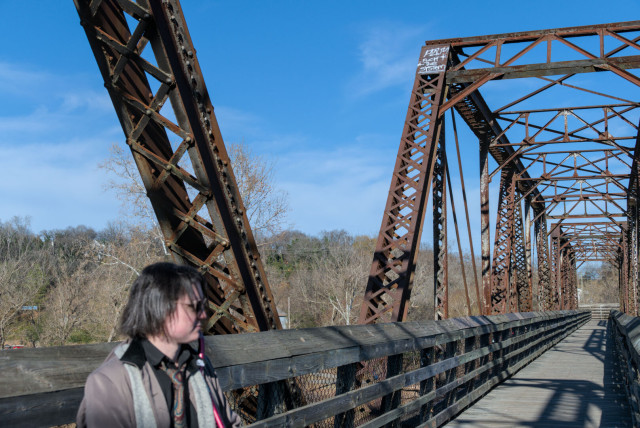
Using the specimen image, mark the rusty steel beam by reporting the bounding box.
[433,124,448,320]
[425,21,640,48]
[621,226,630,313]
[362,20,640,322]
[74,0,280,334]
[359,46,450,324]
[512,199,531,311]
[446,56,640,83]
[490,170,517,314]
[550,227,562,310]
[632,204,639,315]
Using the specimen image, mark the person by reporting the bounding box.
[77,262,242,427]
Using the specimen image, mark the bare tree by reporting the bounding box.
[90,223,167,341]
[42,258,96,346]
[100,141,289,244]
[284,231,372,327]
[0,217,48,348]
[228,143,289,238]
[99,145,166,252]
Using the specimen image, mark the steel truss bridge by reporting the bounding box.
[2,1,640,426]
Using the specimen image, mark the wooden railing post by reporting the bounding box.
[380,354,404,427]
[256,381,286,420]
[334,363,357,428]
[419,346,436,423]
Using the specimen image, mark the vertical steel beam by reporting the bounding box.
[433,126,448,320]
[512,196,531,311]
[631,202,639,315]
[490,170,516,314]
[480,138,491,315]
[568,251,578,309]
[359,46,450,324]
[550,227,562,310]
[621,224,629,313]
[535,214,553,311]
[524,199,534,310]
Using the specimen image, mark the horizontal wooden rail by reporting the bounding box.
[580,303,620,320]
[609,310,640,426]
[0,311,589,427]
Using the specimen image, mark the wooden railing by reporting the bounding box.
[0,310,589,427]
[609,310,640,426]
[579,303,620,320]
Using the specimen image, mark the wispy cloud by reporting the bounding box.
[0,61,51,97]
[0,140,120,233]
[348,23,425,97]
[274,134,397,235]
[0,61,123,232]
[215,106,268,141]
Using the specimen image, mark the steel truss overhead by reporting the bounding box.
[74,0,281,334]
[360,21,640,322]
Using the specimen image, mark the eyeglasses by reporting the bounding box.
[181,300,207,314]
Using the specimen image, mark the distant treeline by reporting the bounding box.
[0,217,616,349]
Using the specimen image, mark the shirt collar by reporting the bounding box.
[140,339,200,373]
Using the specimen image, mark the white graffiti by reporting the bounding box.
[417,45,449,74]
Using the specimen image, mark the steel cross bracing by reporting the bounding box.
[361,21,640,322]
[74,0,281,334]
[358,45,450,324]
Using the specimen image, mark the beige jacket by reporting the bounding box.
[76,339,242,427]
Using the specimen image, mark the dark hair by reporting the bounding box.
[119,262,205,339]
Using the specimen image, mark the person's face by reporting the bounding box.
[164,285,207,345]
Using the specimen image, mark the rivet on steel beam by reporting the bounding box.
[187,51,193,57]
[145,109,153,116]
[184,217,191,224]
[166,77,173,85]
[143,13,151,20]
[164,164,172,171]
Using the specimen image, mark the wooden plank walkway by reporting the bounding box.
[445,320,631,427]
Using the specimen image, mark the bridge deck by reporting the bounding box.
[445,320,631,427]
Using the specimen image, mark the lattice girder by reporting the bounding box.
[74,0,280,334]
[359,46,450,324]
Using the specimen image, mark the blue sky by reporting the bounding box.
[0,0,638,243]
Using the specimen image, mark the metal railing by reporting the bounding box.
[0,311,589,427]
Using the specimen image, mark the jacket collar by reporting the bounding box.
[120,338,200,374]
[120,338,147,369]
